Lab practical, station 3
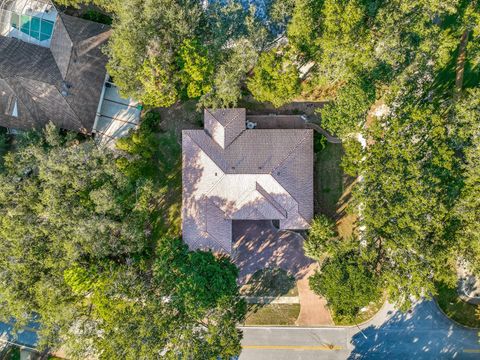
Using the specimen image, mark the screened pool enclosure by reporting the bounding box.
[0,0,57,47]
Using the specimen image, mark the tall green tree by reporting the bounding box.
[0,124,245,358]
[105,0,253,107]
[309,247,382,322]
[247,48,301,107]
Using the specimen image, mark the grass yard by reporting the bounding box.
[315,142,344,218]
[435,282,480,328]
[153,132,182,238]
[241,268,298,297]
[244,304,301,326]
[315,142,358,239]
[332,295,386,326]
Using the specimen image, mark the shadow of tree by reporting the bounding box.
[348,300,479,359]
[232,220,314,285]
[240,267,296,298]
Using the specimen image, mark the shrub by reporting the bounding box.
[247,49,301,107]
[303,215,337,260]
[341,138,364,177]
[314,132,327,153]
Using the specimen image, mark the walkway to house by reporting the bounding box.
[296,263,334,325]
[232,220,333,325]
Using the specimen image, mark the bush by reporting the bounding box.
[247,49,301,107]
[116,111,161,178]
[303,215,337,260]
[309,250,381,322]
[341,138,364,177]
[319,77,375,137]
[314,132,327,153]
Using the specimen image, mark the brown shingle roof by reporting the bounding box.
[0,14,111,133]
[182,109,313,254]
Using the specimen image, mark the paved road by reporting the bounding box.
[240,300,480,359]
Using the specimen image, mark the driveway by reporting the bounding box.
[233,220,333,325]
[232,220,313,285]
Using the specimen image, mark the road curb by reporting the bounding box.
[432,298,480,330]
[239,299,391,330]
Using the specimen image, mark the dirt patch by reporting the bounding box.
[155,101,202,139]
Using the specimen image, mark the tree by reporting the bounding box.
[105,0,251,107]
[309,248,382,322]
[65,238,245,359]
[0,124,245,358]
[199,39,258,108]
[352,102,466,308]
[303,215,337,260]
[319,77,376,137]
[453,89,480,275]
[286,0,323,58]
[247,48,301,107]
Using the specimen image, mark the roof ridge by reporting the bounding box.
[1,77,36,121]
[57,13,74,45]
[271,132,310,175]
[55,14,74,80]
[15,75,84,129]
[255,182,288,218]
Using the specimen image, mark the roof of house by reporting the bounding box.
[182,109,314,253]
[0,13,111,132]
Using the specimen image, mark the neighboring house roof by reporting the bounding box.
[0,13,111,133]
[182,109,314,254]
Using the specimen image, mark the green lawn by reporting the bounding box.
[315,142,344,218]
[244,304,301,326]
[435,282,480,328]
[332,295,385,326]
[240,268,298,297]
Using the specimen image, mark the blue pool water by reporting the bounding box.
[11,13,54,41]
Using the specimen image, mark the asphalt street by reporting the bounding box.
[240,300,480,360]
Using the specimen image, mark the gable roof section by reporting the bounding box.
[204,108,246,149]
[49,14,73,79]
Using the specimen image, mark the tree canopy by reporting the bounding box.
[0,121,245,358]
[309,247,382,322]
[291,0,480,311]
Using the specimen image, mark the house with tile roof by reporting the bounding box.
[182,109,314,253]
[0,0,140,139]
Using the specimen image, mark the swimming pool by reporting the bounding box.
[10,13,54,41]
